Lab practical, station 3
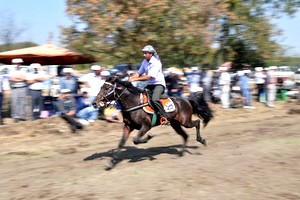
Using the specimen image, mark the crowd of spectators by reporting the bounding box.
[1,58,299,132]
[0,58,114,132]
[163,62,300,110]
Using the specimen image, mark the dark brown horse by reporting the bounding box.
[92,76,213,168]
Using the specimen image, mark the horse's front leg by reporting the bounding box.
[107,125,132,170]
[194,119,207,146]
[133,125,152,145]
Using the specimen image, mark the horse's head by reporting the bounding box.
[92,76,119,109]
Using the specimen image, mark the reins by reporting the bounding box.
[103,81,126,107]
[104,81,148,113]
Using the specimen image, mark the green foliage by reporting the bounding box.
[0,42,37,52]
[61,0,300,69]
[266,56,300,68]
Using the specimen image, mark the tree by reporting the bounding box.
[0,42,37,53]
[62,0,230,67]
[62,0,300,69]
[215,0,300,69]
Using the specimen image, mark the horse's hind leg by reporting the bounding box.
[194,119,207,146]
[133,125,152,145]
[170,121,188,156]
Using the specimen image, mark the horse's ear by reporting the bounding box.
[107,76,119,83]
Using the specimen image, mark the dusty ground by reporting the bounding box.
[0,100,300,200]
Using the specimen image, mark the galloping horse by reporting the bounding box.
[92,76,213,167]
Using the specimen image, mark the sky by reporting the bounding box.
[0,0,72,46]
[272,12,300,56]
[0,0,300,56]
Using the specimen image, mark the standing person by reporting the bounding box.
[218,65,231,109]
[240,70,256,109]
[9,58,28,122]
[78,65,106,119]
[128,45,170,125]
[59,67,79,95]
[254,67,266,102]
[78,65,105,100]
[0,73,4,125]
[294,68,300,104]
[201,68,213,107]
[26,63,49,120]
[57,89,83,133]
[266,66,278,108]
[187,66,201,97]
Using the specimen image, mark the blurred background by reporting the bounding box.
[0,0,300,70]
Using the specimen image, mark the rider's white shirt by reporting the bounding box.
[138,56,166,87]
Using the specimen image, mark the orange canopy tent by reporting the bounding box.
[0,43,96,65]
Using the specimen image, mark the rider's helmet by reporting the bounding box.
[142,45,155,53]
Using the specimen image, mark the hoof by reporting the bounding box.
[202,139,207,146]
[105,158,119,170]
[133,138,139,145]
[197,138,207,146]
[105,160,114,170]
[147,134,154,140]
[178,151,185,157]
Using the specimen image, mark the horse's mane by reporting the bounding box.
[108,76,144,94]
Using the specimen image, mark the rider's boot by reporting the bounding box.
[153,101,170,125]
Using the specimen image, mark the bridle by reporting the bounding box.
[101,81,149,113]
[102,81,126,105]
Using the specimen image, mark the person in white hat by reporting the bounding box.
[128,45,170,125]
[187,66,201,96]
[294,68,300,104]
[100,70,110,78]
[266,66,278,107]
[78,64,106,97]
[11,58,24,64]
[9,58,28,122]
[0,71,5,125]
[239,69,255,109]
[59,67,79,95]
[78,64,106,119]
[218,65,231,109]
[26,63,49,120]
[90,65,102,71]
[254,67,267,102]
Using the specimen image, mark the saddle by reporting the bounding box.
[140,90,175,114]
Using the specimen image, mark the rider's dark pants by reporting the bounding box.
[146,84,169,119]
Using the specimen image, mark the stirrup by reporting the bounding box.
[160,117,170,126]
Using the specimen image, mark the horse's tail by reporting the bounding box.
[188,93,214,127]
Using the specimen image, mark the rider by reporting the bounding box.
[128,45,170,124]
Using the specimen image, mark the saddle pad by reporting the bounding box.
[140,93,175,114]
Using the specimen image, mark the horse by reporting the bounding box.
[92,76,213,168]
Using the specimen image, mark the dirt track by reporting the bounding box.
[1,101,300,200]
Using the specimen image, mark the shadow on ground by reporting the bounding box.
[84,144,201,169]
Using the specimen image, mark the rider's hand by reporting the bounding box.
[128,76,134,82]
